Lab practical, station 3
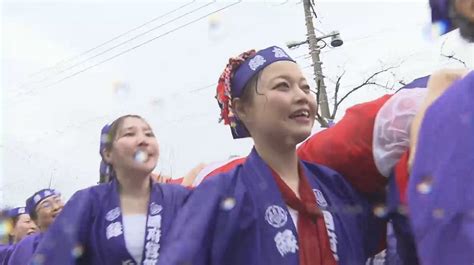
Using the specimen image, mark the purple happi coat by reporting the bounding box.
[7,233,43,265]
[0,244,11,264]
[1,245,14,265]
[32,179,189,265]
[408,71,474,265]
[0,244,8,259]
[159,148,384,265]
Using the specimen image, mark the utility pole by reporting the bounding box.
[302,0,330,119]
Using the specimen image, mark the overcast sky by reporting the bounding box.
[1,0,470,207]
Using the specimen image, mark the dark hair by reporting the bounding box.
[450,0,474,42]
[99,114,148,183]
[7,215,22,243]
[238,72,261,105]
[11,215,21,228]
[30,209,38,221]
[233,72,266,137]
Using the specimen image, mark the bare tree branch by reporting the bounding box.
[440,38,467,67]
[441,54,468,67]
[334,66,398,115]
[440,38,448,52]
[371,82,393,90]
[331,70,345,119]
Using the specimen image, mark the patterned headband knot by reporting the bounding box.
[216,49,256,127]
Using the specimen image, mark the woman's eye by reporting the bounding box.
[274,82,289,90]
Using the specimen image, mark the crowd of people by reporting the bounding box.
[1,0,473,264]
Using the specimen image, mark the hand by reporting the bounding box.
[408,69,471,169]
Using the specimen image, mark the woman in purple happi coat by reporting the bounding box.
[7,189,64,265]
[32,115,190,265]
[5,207,38,246]
[0,207,38,264]
[158,46,385,265]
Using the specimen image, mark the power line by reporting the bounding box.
[18,1,241,96]
[189,83,217,93]
[294,53,310,59]
[26,1,197,80]
[21,1,215,90]
[18,81,224,143]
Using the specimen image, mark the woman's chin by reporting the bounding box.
[292,129,312,144]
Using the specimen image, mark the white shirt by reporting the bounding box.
[122,214,147,264]
[288,207,298,230]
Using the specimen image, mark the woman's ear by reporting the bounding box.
[232,97,247,122]
[102,148,113,164]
